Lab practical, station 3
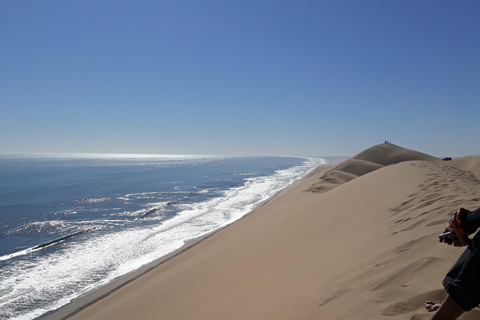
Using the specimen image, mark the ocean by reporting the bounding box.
[0,154,329,320]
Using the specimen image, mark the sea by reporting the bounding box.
[0,153,338,320]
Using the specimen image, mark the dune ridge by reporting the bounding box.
[308,143,440,192]
[447,155,480,175]
[46,144,480,320]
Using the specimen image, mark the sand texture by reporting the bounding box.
[47,143,480,320]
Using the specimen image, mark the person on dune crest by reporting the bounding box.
[426,207,480,320]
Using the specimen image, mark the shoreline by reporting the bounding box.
[43,144,480,320]
[43,163,333,320]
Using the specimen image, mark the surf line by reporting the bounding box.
[0,230,89,262]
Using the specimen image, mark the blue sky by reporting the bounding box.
[1,1,479,157]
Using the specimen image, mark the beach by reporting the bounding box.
[45,143,480,320]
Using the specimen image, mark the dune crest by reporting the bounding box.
[308,143,439,192]
[446,155,480,174]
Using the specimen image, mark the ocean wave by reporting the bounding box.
[73,197,111,205]
[117,192,172,202]
[6,220,71,236]
[0,230,89,262]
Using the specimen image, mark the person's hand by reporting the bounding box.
[439,226,456,245]
[449,211,470,247]
[440,211,470,247]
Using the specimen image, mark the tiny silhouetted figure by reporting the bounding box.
[425,207,480,319]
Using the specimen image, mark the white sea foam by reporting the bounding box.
[6,220,71,236]
[74,197,111,205]
[0,246,44,262]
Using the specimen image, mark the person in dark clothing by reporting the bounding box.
[425,207,480,320]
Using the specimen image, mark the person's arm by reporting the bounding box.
[457,207,480,235]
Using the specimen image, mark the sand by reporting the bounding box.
[45,143,480,320]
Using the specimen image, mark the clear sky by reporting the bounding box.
[1,1,479,157]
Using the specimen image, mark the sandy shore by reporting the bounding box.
[45,143,480,320]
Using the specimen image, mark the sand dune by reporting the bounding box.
[446,155,480,174]
[308,143,439,192]
[47,144,480,320]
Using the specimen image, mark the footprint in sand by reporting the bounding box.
[317,288,349,307]
[371,257,440,292]
[381,289,444,316]
[426,219,447,227]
